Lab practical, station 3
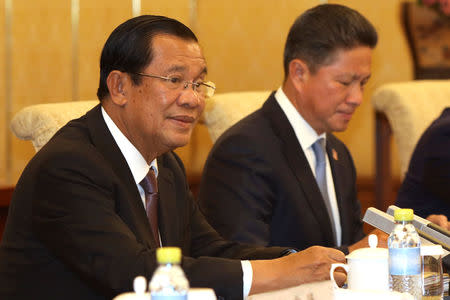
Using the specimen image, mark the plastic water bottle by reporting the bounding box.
[149,247,189,300]
[388,208,422,299]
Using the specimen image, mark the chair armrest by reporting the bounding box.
[10,100,98,151]
[203,90,271,142]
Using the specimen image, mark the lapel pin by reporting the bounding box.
[332,149,338,161]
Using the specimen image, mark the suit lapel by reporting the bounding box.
[85,105,158,249]
[262,95,335,244]
[326,137,349,239]
[155,157,181,247]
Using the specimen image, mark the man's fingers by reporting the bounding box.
[427,214,449,229]
[332,271,347,287]
[332,266,347,274]
[324,247,346,262]
[372,229,389,248]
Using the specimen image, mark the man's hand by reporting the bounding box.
[249,246,346,295]
[427,214,450,231]
[348,229,389,253]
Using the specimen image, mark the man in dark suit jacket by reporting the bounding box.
[396,108,450,230]
[199,4,387,254]
[0,15,346,300]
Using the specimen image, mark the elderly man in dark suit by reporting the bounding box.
[199,4,387,254]
[0,15,346,300]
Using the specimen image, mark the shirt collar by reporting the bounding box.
[101,106,158,184]
[274,87,326,150]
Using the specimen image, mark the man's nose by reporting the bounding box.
[178,84,201,107]
[347,84,364,106]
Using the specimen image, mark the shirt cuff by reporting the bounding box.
[241,260,253,299]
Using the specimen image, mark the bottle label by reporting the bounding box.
[152,295,187,300]
[389,247,421,275]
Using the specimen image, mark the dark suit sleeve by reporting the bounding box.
[199,132,278,246]
[423,125,450,203]
[184,193,286,299]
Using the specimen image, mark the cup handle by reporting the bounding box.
[330,263,349,289]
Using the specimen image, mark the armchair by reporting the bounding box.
[372,80,450,210]
[202,90,271,142]
[10,100,98,152]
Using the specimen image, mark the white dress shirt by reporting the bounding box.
[275,88,342,246]
[101,107,252,298]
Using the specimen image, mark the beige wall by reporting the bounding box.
[1,0,414,185]
[196,0,318,92]
[9,0,73,182]
[0,0,6,183]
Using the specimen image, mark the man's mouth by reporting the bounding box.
[169,115,196,125]
[337,110,354,120]
[171,116,195,123]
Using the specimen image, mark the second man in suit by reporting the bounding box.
[199,4,386,254]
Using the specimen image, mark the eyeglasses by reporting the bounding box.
[132,72,216,98]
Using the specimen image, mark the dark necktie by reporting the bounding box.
[312,138,337,243]
[139,169,160,246]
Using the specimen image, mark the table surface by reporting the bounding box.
[112,282,450,300]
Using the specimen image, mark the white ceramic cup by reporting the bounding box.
[330,235,389,292]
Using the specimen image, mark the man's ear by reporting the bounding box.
[288,58,310,90]
[106,70,129,106]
